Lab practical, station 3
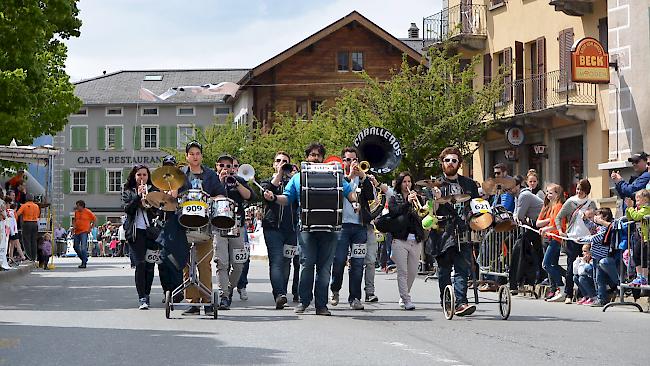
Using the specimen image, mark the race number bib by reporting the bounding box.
[351,243,367,259]
[181,201,208,216]
[145,249,162,264]
[283,244,298,258]
[470,198,491,215]
[232,248,249,264]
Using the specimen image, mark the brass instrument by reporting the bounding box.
[408,189,430,218]
[140,182,151,208]
[281,163,293,176]
[358,160,370,173]
[224,174,238,188]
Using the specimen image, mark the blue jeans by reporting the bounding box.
[331,224,367,303]
[574,274,596,298]
[542,239,562,289]
[264,228,296,299]
[437,243,472,306]
[237,259,249,289]
[298,231,338,309]
[564,240,582,297]
[73,232,89,264]
[597,255,620,303]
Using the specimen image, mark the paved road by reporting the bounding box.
[1,257,649,366]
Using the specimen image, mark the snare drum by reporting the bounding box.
[468,198,493,232]
[492,205,516,232]
[186,224,212,243]
[210,197,237,229]
[178,189,210,228]
[220,217,241,238]
[300,162,344,232]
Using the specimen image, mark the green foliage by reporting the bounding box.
[0,0,82,146]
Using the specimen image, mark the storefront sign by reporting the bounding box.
[532,144,548,158]
[571,37,610,84]
[76,155,163,165]
[504,149,518,162]
[506,127,525,146]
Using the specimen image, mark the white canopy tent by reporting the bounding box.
[0,139,59,199]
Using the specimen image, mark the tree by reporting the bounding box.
[0,0,82,145]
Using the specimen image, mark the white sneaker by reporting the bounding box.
[138,298,149,310]
[548,291,566,303]
[330,292,339,306]
[350,299,364,310]
[398,298,405,309]
[403,301,415,310]
[238,288,248,301]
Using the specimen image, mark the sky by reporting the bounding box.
[64,0,441,81]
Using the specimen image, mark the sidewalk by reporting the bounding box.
[0,262,34,281]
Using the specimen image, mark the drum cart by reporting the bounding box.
[165,239,217,319]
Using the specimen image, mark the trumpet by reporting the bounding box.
[140,182,151,208]
[281,163,293,176]
[357,160,370,173]
[224,174,238,188]
[408,189,430,218]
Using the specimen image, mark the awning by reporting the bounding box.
[0,139,60,167]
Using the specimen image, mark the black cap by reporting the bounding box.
[185,140,202,153]
[162,155,177,166]
[216,153,234,162]
[628,152,649,163]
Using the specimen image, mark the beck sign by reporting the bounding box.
[571,37,609,83]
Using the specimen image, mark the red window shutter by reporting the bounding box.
[559,28,573,87]
[504,47,512,102]
[483,53,492,85]
[536,37,547,109]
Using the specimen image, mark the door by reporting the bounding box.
[559,136,583,197]
[514,41,524,114]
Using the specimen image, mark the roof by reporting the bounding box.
[240,11,424,84]
[74,69,250,105]
[399,38,431,56]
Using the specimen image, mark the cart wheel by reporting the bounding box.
[443,285,455,320]
[213,293,218,319]
[498,285,511,320]
[164,291,171,319]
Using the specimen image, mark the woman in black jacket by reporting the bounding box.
[122,164,161,310]
[388,172,425,310]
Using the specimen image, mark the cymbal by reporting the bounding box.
[482,177,516,195]
[432,195,452,204]
[151,166,185,191]
[451,194,472,203]
[145,191,177,211]
[415,179,444,188]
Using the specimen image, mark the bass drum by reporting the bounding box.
[300,162,344,232]
[177,189,210,228]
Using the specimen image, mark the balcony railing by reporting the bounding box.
[423,4,487,44]
[491,69,597,118]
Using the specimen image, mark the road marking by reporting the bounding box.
[385,341,470,365]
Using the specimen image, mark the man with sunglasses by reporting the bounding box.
[214,154,256,310]
[431,147,480,316]
[492,163,515,212]
[611,152,650,207]
[179,141,227,315]
[266,142,356,316]
[329,147,376,310]
[260,151,300,309]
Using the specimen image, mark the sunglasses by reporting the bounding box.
[218,163,232,168]
[443,158,459,164]
[233,164,239,168]
[343,157,358,162]
[275,158,289,163]
[494,171,502,176]
[308,153,322,157]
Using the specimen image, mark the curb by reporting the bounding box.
[0,263,34,282]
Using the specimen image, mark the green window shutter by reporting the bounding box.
[63,169,71,194]
[97,215,106,225]
[87,169,96,194]
[169,126,178,150]
[160,126,168,148]
[80,126,88,150]
[71,128,79,150]
[123,167,131,185]
[115,126,123,150]
[134,126,141,150]
[62,216,71,229]
[97,127,105,150]
[98,168,107,194]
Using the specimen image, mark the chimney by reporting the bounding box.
[408,22,419,39]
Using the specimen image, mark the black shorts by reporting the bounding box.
[9,234,19,241]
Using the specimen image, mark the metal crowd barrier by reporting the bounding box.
[603,216,650,312]
[476,226,524,279]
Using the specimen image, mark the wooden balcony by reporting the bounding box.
[423,4,487,51]
[549,0,595,16]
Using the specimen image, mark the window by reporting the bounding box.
[107,170,122,193]
[141,107,158,116]
[296,100,308,119]
[598,18,608,52]
[177,106,195,116]
[72,170,87,193]
[177,125,195,149]
[351,52,364,71]
[105,107,123,116]
[214,106,230,115]
[143,75,163,81]
[73,108,87,116]
[310,100,322,115]
[337,52,349,71]
[142,125,158,149]
[69,125,88,150]
[107,126,117,149]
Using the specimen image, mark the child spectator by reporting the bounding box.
[39,233,53,270]
[109,236,119,257]
[573,244,597,305]
[624,189,650,286]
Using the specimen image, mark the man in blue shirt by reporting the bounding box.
[492,163,515,212]
[266,142,356,316]
[611,152,650,206]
